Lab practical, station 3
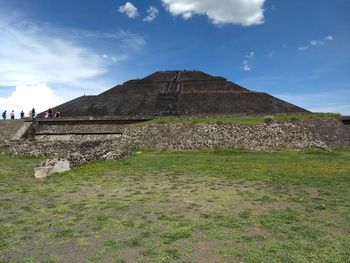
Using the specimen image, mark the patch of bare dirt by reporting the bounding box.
[232,200,305,215]
[189,240,222,263]
[305,187,319,198]
[118,247,143,263]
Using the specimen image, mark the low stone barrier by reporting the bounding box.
[118,122,329,151]
[0,120,25,142]
[6,118,350,168]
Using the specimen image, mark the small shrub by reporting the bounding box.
[163,248,180,259]
[125,237,142,247]
[162,227,192,243]
[156,119,168,124]
[289,116,300,122]
[264,116,275,123]
[239,208,252,219]
[53,228,77,238]
[120,219,134,227]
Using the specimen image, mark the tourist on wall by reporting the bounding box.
[31,108,36,119]
[48,108,53,118]
[20,110,25,119]
[10,110,15,119]
[2,110,6,120]
[54,111,61,118]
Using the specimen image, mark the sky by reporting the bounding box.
[0,0,349,117]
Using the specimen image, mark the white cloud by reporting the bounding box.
[0,14,146,86]
[241,51,255,71]
[102,53,129,63]
[246,51,255,58]
[0,19,107,87]
[298,35,334,51]
[0,13,146,113]
[75,29,146,54]
[266,51,274,57]
[143,6,159,22]
[119,2,138,18]
[241,61,252,71]
[111,55,129,63]
[161,0,265,26]
[298,46,309,51]
[243,65,252,71]
[0,83,64,117]
[310,40,324,46]
[117,30,146,51]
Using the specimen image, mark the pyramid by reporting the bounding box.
[45,71,309,117]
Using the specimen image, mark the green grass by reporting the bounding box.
[136,113,341,125]
[0,148,349,262]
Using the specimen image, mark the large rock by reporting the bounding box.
[101,150,131,160]
[34,158,70,179]
[34,167,54,179]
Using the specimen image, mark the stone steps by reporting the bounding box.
[154,92,180,116]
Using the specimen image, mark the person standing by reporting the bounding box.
[48,108,53,118]
[20,110,25,119]
[31,108,36,120]
[54,111,61,118]
[10,110,15,119]
[2,110,6,120]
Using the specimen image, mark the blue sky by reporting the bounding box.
[0,0,349,116]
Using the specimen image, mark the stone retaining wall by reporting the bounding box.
[302,119,350,148]
[32,118,350,150]
[118,122,328,151]
[0,120,24,142]
[6,118,349,166]
[36,123,124,135]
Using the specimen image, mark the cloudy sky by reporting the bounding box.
[0,0,349,116]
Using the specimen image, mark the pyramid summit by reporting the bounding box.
[46,70,309,117]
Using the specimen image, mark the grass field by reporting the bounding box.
[0,148,349,263]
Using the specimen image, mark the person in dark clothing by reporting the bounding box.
[48,108,53,118]
[31,108,36,119]
[20,110,25,119]
[2,110,6,120]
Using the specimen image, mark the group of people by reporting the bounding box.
[2,110,25,120]
[44,108,61,118]
[1,108,60,120]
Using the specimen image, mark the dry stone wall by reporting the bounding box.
[302,119,350,148]
[10,139,129,167]
[118,122,328,151]
[18,119,350,150]
[5,118,350,167]
[36,123,124,135]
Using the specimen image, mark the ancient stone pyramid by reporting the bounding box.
[48,70,309,117]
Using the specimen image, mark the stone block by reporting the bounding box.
[34,159,70,179]
[34,167,54,179]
